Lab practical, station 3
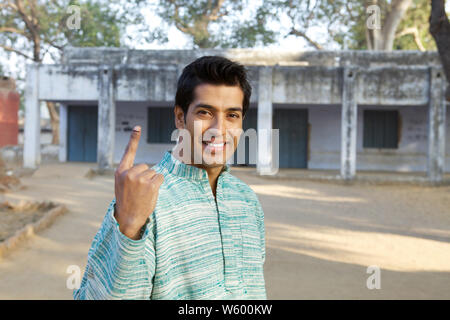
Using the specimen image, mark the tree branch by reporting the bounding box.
[171,1,190,33]
[289,28,323,50]
[396,27,425,51]
[208,0,226,21]
[0,26,30,39]
[381,0,413,50]
[0,44,33,60]
[15,0,41,61]
[0,0,17,10]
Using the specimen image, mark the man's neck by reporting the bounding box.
[172,146,224,198]
[199,165,223,198]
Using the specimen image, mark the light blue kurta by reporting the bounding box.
[73,150,266,300]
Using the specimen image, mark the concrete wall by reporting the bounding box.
[309,104,450,172]
[57,100,449,172]
[112,102,449,172]
[62,47,443,67]
[114,102,174,165]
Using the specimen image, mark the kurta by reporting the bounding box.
[74,149,266,300]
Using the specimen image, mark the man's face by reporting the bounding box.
[174,83,244,168]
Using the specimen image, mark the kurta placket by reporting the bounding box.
[199,165,243,292]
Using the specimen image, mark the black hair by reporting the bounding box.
[175,55,252,120]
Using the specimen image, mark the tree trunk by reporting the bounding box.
[430,0,450,101]
[365,0,413,51]
[381,0,413,50]
[46,102,60,144]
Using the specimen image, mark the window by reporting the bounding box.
[147,107,177,143]
[363,110,399,149]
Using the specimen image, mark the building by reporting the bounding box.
[23,48,448,182]
[0,76,19,147]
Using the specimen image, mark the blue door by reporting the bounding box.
[273,108,308,168]
[68,106,98,162]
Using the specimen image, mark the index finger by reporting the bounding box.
[119,125,141,170]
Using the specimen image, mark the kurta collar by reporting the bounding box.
[159,150,231,180]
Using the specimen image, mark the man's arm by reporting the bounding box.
[73,198,156,300]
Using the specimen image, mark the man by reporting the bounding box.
[73,56,266,300]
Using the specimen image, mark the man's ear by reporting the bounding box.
[174,105,185,129]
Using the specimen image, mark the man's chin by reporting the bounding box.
[200,157,227,167]
[197,152,232,167]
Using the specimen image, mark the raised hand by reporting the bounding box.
[114,126,164,240]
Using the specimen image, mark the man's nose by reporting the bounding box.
[211,114,226,133]
[208,114,227,140]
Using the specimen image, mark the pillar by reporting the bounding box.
[427,67,446,183]
[23,63,41,169]
[59,103,68,162]
[98,65,116,171]
[257,66,276,175]
[340,67,358,180]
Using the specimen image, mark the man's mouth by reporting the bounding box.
[202,139,228,151]
[203,141,226,147]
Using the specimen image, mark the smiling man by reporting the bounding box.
[73,56,266,300]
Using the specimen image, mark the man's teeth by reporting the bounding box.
[205,142,225,147]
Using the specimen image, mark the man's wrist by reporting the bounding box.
[113,204,146,240]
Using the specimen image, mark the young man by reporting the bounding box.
[73,56,266,300]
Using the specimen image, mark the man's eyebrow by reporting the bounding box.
[194,103,243,113]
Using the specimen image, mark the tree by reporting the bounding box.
[260,0,431,51]
[430,0,450,101]
[0,0,141,144]
[259,0,349,50]
[394,0,435,51]
[321,0,417,50]
[151,0,277,48]
[342,0,436,50]
[364,0,413,50]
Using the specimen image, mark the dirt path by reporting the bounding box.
[0,163,449,299]
[0,163,114,299]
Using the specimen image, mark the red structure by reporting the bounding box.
[0,77,19,147]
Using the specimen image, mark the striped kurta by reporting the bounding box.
[73,150,266,300]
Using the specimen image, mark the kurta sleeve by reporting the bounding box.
[255,198,266,264]
[73,198,156,300]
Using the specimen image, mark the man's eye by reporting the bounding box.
[229,113,240,118]
[198,110,209,115]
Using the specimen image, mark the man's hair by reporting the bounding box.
[175,55,252,120]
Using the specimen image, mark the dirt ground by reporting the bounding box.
[0,201,56,242]
[0,162,449,299]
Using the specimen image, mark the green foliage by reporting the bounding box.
[0,0,143,64]
[151,0,277,48]
[59,1,126,48]
[334,0,436,50]
[394,0,436,50]
[244,0,439,51]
